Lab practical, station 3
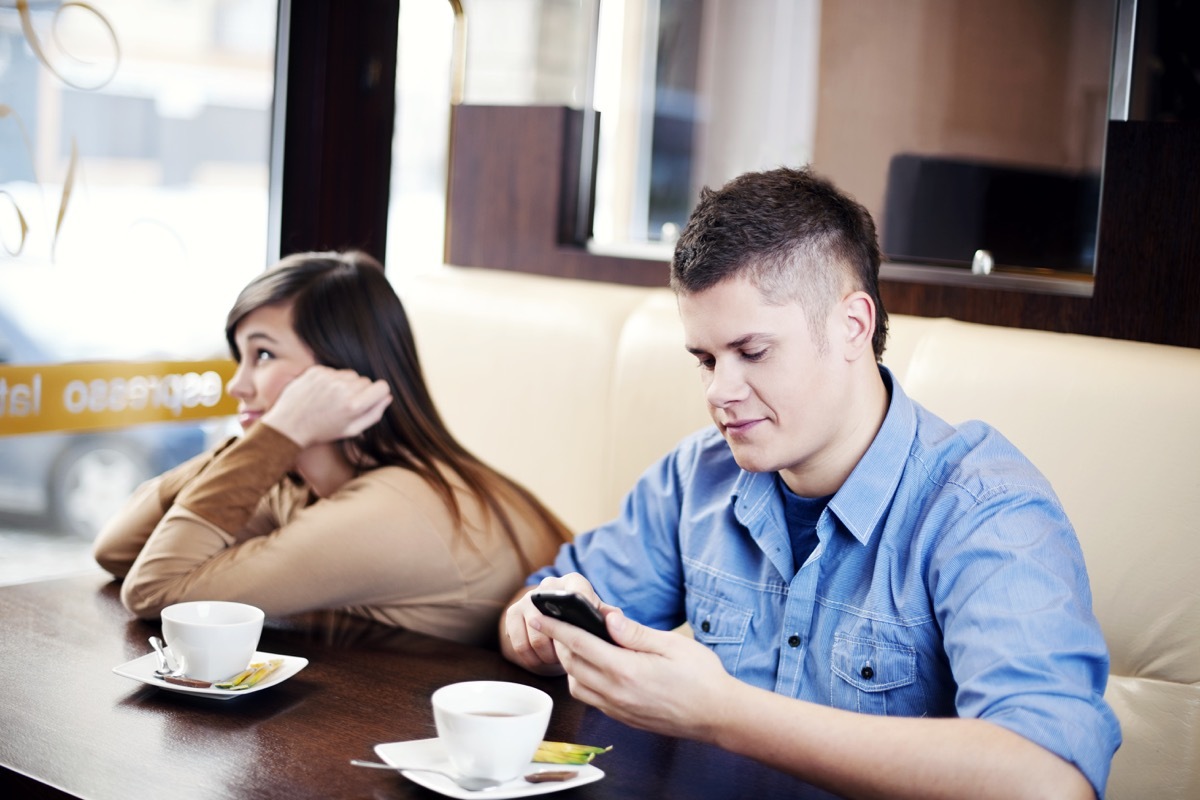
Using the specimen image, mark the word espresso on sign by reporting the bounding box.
[0,361,237,436]
[61,372,222,415]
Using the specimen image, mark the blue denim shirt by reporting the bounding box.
[532,368,1121,796]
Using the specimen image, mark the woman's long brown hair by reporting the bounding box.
[225,251,569,567]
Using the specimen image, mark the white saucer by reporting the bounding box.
[374,738,604,799]
[113,649,308,700]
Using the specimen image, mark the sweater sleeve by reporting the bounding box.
[92,436,239,578]
[118,422,307,617]
[117,424,463,622]
[173,422,301,535]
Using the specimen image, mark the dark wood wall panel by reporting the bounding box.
[444,107,1199,349]
[1086,122,1200,347]
[272,0,399,261]
[878,282,1093,335]
[446,105,669,287]
[882,122,1200,348]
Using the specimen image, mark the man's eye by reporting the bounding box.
[695,357,715,371]
[743,349,767,362]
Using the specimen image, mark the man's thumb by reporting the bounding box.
[605,607,645,650]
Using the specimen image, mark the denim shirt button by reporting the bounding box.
[860,665,875,680]
[700,620,711,633]
[787,634,801,648]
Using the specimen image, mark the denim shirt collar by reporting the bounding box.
[732,366,915,549]
[828,366,915,545]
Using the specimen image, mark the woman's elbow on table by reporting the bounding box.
[92,478,170,578]
[118,576,171,620]
[92,544,132,579]
[91,516,143,578]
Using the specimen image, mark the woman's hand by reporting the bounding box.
[261,365,392,447]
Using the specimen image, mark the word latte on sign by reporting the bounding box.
[0,374,41,417]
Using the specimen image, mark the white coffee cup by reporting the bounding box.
[432,681,553,781]
[160,601,264,683]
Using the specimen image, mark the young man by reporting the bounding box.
[501,167,1120,799]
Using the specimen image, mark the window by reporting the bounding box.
[387,0,600,278]
[0,0,276,583]
[387,0,455,277]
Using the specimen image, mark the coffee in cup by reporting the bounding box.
[432,681,553,781]
[160,601,264,683]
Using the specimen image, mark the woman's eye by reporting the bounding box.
[254,348,274,363]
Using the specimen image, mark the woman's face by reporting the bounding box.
[226,301,318,431]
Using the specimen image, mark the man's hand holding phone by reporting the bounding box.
[501,574,617,674]
[531,589,616,644]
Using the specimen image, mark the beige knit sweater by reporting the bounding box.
[93,422,567,647]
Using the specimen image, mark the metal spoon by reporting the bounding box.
[349,759,502,791]
[148,636,211,688]
[148,636,173,677]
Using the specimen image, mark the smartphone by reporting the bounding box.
[530,590,616,644]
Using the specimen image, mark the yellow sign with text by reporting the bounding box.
[0,360,238,436]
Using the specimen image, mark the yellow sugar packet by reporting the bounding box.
[215,658,284,690]
[533,740,613,764]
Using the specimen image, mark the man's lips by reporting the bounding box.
[721,417,763,435]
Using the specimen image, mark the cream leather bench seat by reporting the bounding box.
[896,320,1200,800]
[397,266,651,534]
[398,264,1200,799]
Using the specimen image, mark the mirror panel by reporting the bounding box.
[591,0,1121,284]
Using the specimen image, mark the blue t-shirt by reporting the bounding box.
[532,368,1121,796]
[778,476,828,573]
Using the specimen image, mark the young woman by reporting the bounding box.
[93,251,570,646]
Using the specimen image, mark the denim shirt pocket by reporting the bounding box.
[686,588,752,677]
[831,632,920,716]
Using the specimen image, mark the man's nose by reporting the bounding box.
[705,360,749,407]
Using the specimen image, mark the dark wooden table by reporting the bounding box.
[0,572,838,799]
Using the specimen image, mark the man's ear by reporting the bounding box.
[838,291,876,361]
